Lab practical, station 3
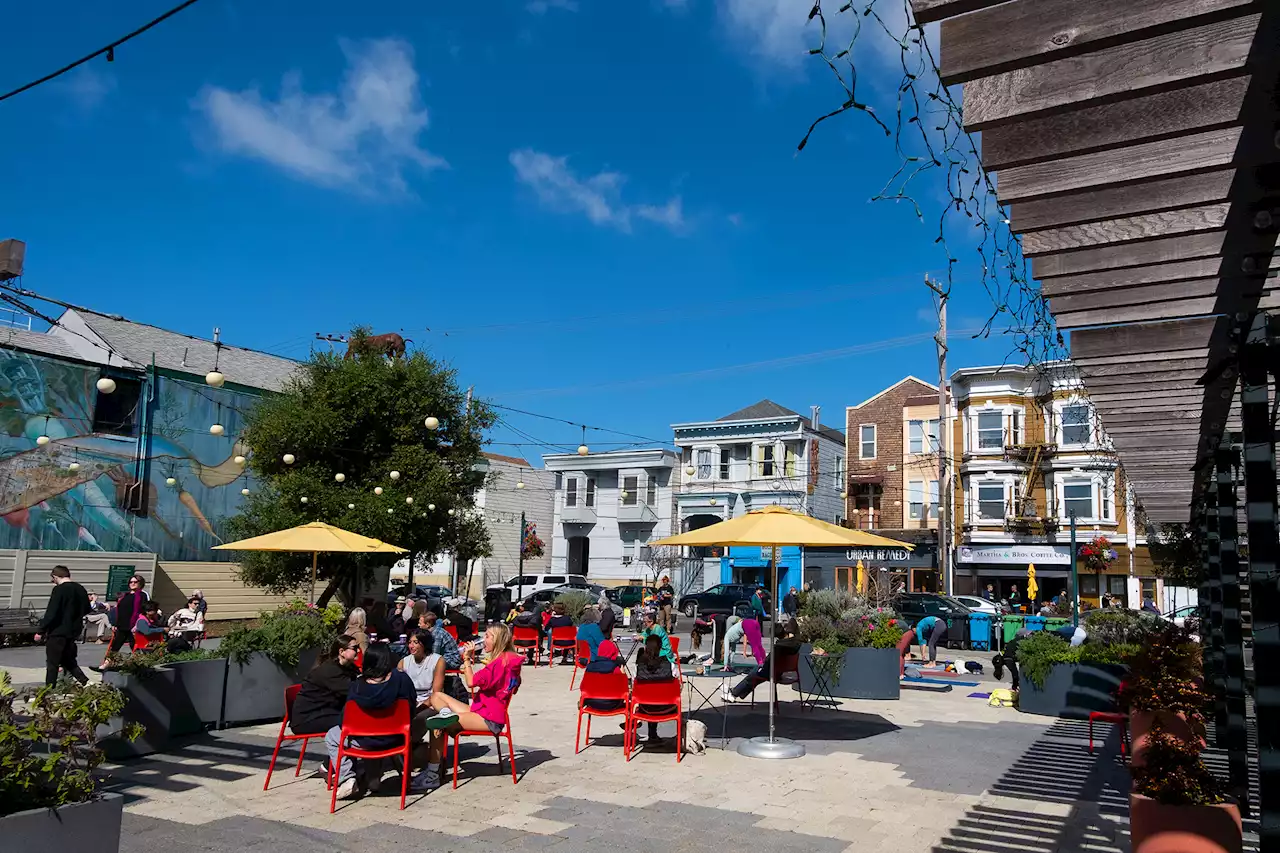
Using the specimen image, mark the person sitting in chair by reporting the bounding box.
[629,634,677,745]
[723,619,801,702]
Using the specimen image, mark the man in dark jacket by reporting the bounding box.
[35,565,90,686]
[782,586,799,618]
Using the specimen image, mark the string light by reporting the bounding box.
[390,471,401,481]
[165,477,176,486]
[388,508,394,514]
[300,496,308,503]
[36,435,50,446]
[283,454,295,464]
[68,462,80,472]
[335,473,346,482]
[209,424,225,436]
[374,487,383,495]
[234,455,246,465]
[405,496,414,505]
[348,503,355,509]
[577,426,588,456]
[425,416,439,430]
[428,503,436,510]
[448,508,456,516]
[206,371,225,388]
[96,377,116,394]
[242,488,250,496]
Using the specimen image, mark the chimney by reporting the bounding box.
[810,405,821,431]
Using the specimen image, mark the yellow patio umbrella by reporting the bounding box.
[1027,564,1039,605]
[214,521,407,604]
[856,559,866,595]
[651,506,912,760]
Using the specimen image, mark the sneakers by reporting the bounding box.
[335,778,358,800]
[409,767,441,793]
[424,708,456,731]
[720,683,736,703]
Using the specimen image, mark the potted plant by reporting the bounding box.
[796,590,902,700]
[0,671,142,852]
[1014,630,1139,719]
[1119,625,1209,765]
[219,600,340,726]
[1130,724,1242,853]
[100,646,228,751]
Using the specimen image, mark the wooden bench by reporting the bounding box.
[0,608,37,645]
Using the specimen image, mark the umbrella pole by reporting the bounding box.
[737,543,805,760]
[310,551,318,604]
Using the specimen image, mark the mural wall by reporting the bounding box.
[0,348,260,560]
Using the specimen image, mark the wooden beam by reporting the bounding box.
[1039,257,1264,296]
[1091,389,1205,404]
[980,77,1251,170]
[1012,171,1234,232]
[1071,317,1219,359]
[1034,231,1226,278]
[1073,348,1212,367]
[1089,377,1210,393]
[962,13,1259,129]
[911,0,1007,25]
[941,0,1254,85]
[997,128,1241,203]
[1022,203,1230,255]
[1049,278,1242,312]
[1078,357,1208,378]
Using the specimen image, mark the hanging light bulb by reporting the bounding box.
[283,454,296,465]
[578,444,589,456]
[234,455,246,465]
[447,508,456,516]
[424,416,439,430]
[517,481,525,489]
[348,503,355,509]
[166,477,177,487]
[427,503,436,511]
[390,470,401,481]
[96,377,116,394]
[68,462,80,472]
[300,496,308,503]
[620,490,628,499]
[405,496,414,505]
[709,498,718,506]
[242,488,250,496]
[335,473,346,483]
[36,435,50,446]
[374,487,383,495]
[209,424,225,436]
[205,371,225,388]
[388,508,395,514]
[685,465,695,476]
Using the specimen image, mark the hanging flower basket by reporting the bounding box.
[1079,535,1118,573]
[521,522,545,559]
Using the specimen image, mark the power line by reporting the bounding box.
[0,0,204,104]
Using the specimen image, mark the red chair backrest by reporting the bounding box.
[283,683,303,720]
[513,626,539,645]
[579,669,630,703]
[340,698,411,738]
[444,624,458,640]
[776,650,800,675]
[550,626,576,646]
[576,639,591,664]
[630,679,681,706]
[354,648,364,670]
[133,631,152,650]
[669,636,680,658]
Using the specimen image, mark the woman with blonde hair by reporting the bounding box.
[419,623,521,792]
[345,607,370,651]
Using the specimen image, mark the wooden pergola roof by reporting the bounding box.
[912,0,1280,524]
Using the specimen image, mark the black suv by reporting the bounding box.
[678,583,756,617]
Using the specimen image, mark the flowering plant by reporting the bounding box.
[1079,535,1118,573]
[521,521,545,559]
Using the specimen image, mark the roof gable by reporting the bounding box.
[714,399,845,445]
[847,376,938,410]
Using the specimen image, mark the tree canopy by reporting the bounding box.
[227,330,494,603]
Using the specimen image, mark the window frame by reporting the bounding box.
[696,448,713,480]
[719,447,731,480]
[585,477,596,508]
[976,482,1007,520]
[975,411,1004,451]
[622,475,638,506]
[859,424,876,460]
[646,474,657,506]
[565,478,578,507]
[1060,403,1093,446]
[834,455,845,490]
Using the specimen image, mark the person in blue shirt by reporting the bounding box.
[576,606,606,661]
[897,614,948,673]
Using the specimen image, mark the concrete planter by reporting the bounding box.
[799,644,900,700]
[221,650,317,728]
[1017,662,1126,719]
[165,658,228,732]
[1,793,123,853]
[100,669,178,758]
[1129,793,1242,853]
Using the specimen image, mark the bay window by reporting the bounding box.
[977,483,1005,520]
[1061,404,1092,445]
[976,411,1004,450]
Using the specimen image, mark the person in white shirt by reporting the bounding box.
[167,596,205,639]
[84,592,111,642]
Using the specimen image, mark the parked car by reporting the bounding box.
[386,583,453,605]
[678,583,756,618]
[952,594,1000,615]
[612,584,655,608]
[487,574,585,597]
[1164,604,1200,628]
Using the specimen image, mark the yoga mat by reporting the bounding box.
[967,692,992,699]
[915,677,980,687]
[902,681,952,692]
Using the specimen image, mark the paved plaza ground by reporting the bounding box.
[8,637,1255,853]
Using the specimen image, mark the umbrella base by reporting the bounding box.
[736,736,806,760]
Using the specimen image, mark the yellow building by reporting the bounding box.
[950,363,1158,609]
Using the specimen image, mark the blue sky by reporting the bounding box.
[2,0,1024,462]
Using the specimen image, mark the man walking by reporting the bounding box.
[34,565,91,687]
[782,586,799,619]
[656,575,676,632]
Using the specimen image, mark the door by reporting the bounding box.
[567,537,589,576]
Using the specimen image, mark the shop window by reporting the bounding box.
[1080,574,1099,596]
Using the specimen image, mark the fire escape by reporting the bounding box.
[1003,405,1058,535]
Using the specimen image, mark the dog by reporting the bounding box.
[684,718,708,755]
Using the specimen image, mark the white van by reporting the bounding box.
[488,574,588,597]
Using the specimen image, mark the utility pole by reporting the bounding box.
[316,333,347,354]
[926,276,950,595]
[517,510,526,605]
[1070,511,1080,626]
[465,385,474,417]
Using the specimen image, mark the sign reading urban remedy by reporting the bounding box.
[845,546,912,563]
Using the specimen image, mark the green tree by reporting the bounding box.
[227,329,494,604]
[1148,522,1203,588]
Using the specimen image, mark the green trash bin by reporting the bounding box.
[1045,617,1070,634]
[1002,615,1026,643]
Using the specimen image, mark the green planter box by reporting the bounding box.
[165,657,228,732]
[100,669,179,758]
[1,793,123,853]
[221,650,318,728]
[1017,662,1126,719]
[797,644,900,700]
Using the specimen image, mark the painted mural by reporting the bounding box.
[0,347,260,560]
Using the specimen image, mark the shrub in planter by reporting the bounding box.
[797,600,903,700]
[218,600,336,726]
[553,591,593,624]
[1014,632,1137,718]
[0,671,141,853]
[1119,624,1209,765]
[1130,725,1241,853]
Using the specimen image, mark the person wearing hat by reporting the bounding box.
[656,575,676,632]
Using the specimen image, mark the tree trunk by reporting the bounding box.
[315,575,342,608]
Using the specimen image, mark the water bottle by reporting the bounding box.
[399,634,407,644]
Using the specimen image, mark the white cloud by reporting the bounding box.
[194,38,445,193]
[509,149,685,233]
[527,0,577,13]
[60,66,115,111]
[719,0,929,71]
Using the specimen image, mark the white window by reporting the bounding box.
[719,447,731,480]
[977,483,1005,520]
[1063,481,1093,519]
[696,448,712,480]
[976,411,1003,450]
[928,480,940,519]
[646,475,657,506]
[621,529,637,559]
[622,475,638,506]
[1010,410,1022,445]
[565,478,577,507]
[1061,404,1092,445]
[908,480,924,520]
[585,478,596,508]
[834,455,845,490]
[859,425,876,459]
[758,445,776,476]
[785,444,798,477]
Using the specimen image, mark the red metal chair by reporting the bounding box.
[512,626,541,667]
[549,626,576,664]
[450,687,519,788]
[132,631,152,651]
[575,669,630,753]
[668,636,682,682]
[444,624,458,640]
[328,698,413,812]
[570,639,592,690]
[354,648,364,670]
[264,684,325,790]
[1089,710,1130,755]
[625,680,682,762]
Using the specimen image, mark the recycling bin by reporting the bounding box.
[968,612,993,651]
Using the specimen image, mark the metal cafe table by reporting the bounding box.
[681,659,756,749]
